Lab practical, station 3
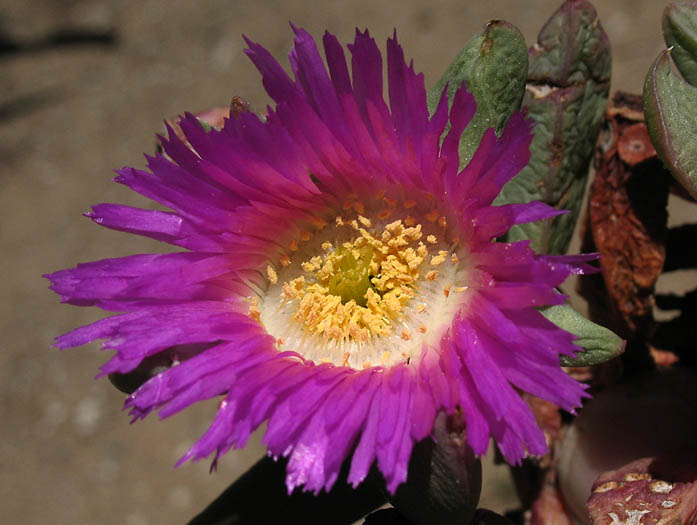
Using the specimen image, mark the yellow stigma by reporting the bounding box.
[327,244,374,306]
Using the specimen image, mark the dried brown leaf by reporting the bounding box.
[589,92,669,335]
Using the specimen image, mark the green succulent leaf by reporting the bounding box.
[427,20,528,166]
[496,0,611,254]
[644,49,697,200]
[541,304,625,367]
[663,1,697,86]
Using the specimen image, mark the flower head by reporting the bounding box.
[46,26,595,494]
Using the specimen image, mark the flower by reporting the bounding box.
[46,26,595,494]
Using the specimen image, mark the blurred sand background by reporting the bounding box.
[0,1,676,523]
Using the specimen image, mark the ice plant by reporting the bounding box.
[46,27,595,494]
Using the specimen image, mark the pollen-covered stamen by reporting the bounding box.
[255,199,472,369]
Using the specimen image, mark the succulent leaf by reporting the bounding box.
[644,49,697,200]
[663,1,697,86]
[497,0,611,254]
[428,20,528,166]
[541,304,625,367]
[390,413,482,525]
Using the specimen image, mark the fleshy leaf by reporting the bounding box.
[541,304,625,367]
[390,413,481,525]
[496,0,611,254]
[663,1,697,86]
[427,20,528,166]
[644,49,697,200]
[188,456,387,525]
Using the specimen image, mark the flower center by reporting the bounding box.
[254,196,472,369]
[327,244,374,306]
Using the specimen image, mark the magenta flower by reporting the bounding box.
[46,27,594,494]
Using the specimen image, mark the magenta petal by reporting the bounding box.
[319,371,382,489]
[289,27,348,147]
[263,365,350,456]
[86,204,228,251]
[244,36,299,105]
[286,370,382,493]
[348,29,388,125]
[410,368,438,441]
[46,252,256,307]
[348,378,383,487]
[322,31,352,95]
[386,32,428,149]
[442,84,477,182]
[375,366,410,488]
[455,320,548,459]
[455,112,533,208]
[472,202,568,240]
[454,368,490,455]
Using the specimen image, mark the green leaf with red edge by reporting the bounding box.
[496,0,611,255]
[663,1,697,86]
[644,49,697,200]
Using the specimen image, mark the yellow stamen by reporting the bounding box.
[430,254,446,266]
[267,265,278,284]
[247,297,261,322]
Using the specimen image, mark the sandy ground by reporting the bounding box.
[1,1,674,523]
